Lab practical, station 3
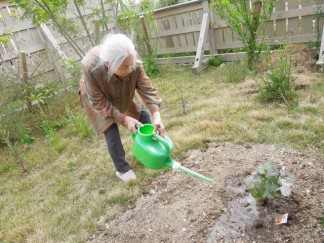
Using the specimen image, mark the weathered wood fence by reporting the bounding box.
[0,0,323,77]
[151,0,324,72]
[0,0,116,77]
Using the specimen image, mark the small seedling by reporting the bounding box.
[319,217,324,227]
[249,162,295,205]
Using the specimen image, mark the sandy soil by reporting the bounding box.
[88,142,324,243]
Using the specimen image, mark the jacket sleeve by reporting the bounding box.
[136,66,162,115]
[82,62,126,124]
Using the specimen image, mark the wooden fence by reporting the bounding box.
[0,0,323,77]
[0,0,116,77]
[151,0,324,71]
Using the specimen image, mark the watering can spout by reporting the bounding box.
[171,160,214,183]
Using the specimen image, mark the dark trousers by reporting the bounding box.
[104,108,151,173]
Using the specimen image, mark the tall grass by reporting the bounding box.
[0,64,323,242]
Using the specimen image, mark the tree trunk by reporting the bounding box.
[100,0,109,33]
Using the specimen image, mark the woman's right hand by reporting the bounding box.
[123,116,143,133]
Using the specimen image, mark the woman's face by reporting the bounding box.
[114,56,133,78]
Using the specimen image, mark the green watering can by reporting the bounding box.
[131,124,214,183]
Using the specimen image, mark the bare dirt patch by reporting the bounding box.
[88,142,324,243]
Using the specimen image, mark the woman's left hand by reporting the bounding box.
[152,112,165,137]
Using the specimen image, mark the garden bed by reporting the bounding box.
[89,142,324,242]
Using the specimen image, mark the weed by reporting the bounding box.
[225,61,247,83]
[19,133,35,145]
[320,217,324,227]
[0,128,28,173]
[64,106,93,138]
[206,56,223,67]
[40,120,63,153]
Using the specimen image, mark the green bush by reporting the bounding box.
[258,54,297,107]
[206,56,223,67]
[144,56,160,76]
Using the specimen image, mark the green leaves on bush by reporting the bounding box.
[258,54,298,107]
[144,56,160,76]
[206,56,223,67]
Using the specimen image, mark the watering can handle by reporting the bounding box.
[134,125,171,153]
[153,133,171,154]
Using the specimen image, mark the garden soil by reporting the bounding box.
[88,142,324,243]
[88,46,323,242]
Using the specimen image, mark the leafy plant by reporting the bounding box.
[206,56,223,67]
[29,93,46,113]
[320,217,324,227]
[64,106,93,138]
[143,56,160,76]
[249,162,295,204]
[40,120,64,152]
[19,133,35,145]
[257,53,298,107]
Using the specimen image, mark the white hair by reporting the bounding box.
[99,33,140,80]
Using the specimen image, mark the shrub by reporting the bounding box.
[206,56,223,67]
[144,56,160,76]
[258,53,298,107]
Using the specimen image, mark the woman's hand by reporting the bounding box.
[152,112,165,137]
[123,116,143,133]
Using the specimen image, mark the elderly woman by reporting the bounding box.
[79,33,165,182]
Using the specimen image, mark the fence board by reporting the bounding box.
[301,0,314,7]
[154,1,202,18]
[0,0,116,78]
[152,0,323,56]
[190,9,200,25]
[275,0,287,37]
[175,13,188,48]
[1,0,324,73]
[264,19,276,38]
[287,0,300,36]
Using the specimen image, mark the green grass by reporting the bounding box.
[0,64,323,242]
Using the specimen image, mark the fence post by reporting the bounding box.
[20,51,32,112]
[316,23,324,70]
[39,24,67,88]
[192,0,210,74]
